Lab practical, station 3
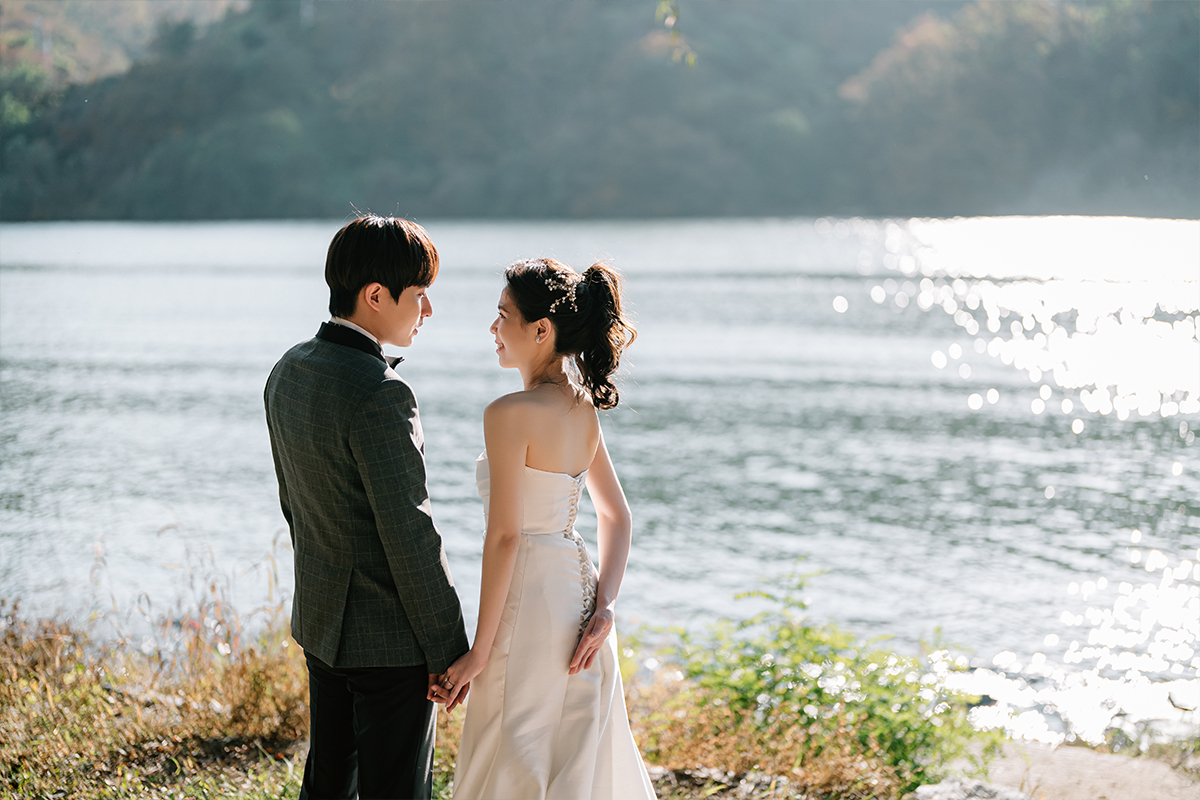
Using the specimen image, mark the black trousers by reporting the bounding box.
[299,652,435,800]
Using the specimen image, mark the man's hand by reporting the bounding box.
[446,679,469,712]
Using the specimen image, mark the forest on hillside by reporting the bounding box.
[1,0,1196,221]
[0,0,241,87]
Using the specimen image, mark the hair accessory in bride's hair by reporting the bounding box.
[544,270,579,314]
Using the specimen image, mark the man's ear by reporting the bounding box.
[359,282,385,313]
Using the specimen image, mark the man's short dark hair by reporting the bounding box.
[325,216,439,317]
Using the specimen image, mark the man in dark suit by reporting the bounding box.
[265,215,470,800]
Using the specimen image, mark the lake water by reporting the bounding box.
[1,216,1197,744]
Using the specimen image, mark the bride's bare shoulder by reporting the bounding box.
[483,390,545,426]
[485,386,594,429]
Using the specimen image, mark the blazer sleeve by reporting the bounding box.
[348,378,469,674]
[264,389,295,544]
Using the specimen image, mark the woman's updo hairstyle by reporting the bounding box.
[504,257,637,409]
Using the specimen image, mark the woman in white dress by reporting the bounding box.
[432,258,656,800]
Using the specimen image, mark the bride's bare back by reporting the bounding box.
[499,383,600,478]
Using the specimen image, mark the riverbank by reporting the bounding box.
[2,597,1195,799]
[978,740,1198,800]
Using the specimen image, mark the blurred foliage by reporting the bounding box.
[634,577,1001,797]
[0,0,1195,221]
[0,0,242,174]
[838,0,1200,216]
[0,0,243,84]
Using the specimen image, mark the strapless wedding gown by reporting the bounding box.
[451,454,657,800]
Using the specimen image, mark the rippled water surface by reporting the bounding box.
[2,217,1197,742]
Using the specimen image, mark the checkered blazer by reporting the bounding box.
[264,323,469,672]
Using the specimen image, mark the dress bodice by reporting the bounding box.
[476,453,587,535]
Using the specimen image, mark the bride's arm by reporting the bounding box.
[437,397,529,708]
[569,427,632,674]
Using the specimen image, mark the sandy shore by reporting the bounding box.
[648,741,1198,799]
[980,741,1198,800]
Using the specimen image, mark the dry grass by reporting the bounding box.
[629,672,903,799]
[0,592,468,800]
[2,590,982,800]
[0,595,309,798]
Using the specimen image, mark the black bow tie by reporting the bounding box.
[315,322,404,369]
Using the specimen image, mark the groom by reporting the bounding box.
[265,215,470,800]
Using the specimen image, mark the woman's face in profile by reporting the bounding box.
[490,288,535,368]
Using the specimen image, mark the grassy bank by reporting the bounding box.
[4,585,1006,800]
[0,595,309,799]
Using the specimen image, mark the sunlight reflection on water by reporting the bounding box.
[873,217,1199,421]
[851,216,1200,745]
[946,542,1199,745]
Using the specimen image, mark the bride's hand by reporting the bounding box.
[569,605,614,674]
[433,649,487,711]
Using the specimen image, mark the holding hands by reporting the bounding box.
[429,650,486,711]
[430,601,615,710]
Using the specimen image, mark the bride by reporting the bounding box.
[433,258,656,800]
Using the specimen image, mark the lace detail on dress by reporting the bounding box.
[563,475,598,637]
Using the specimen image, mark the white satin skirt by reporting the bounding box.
[451,530,656,800]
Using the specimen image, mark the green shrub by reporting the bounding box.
[636,576,1001,797]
